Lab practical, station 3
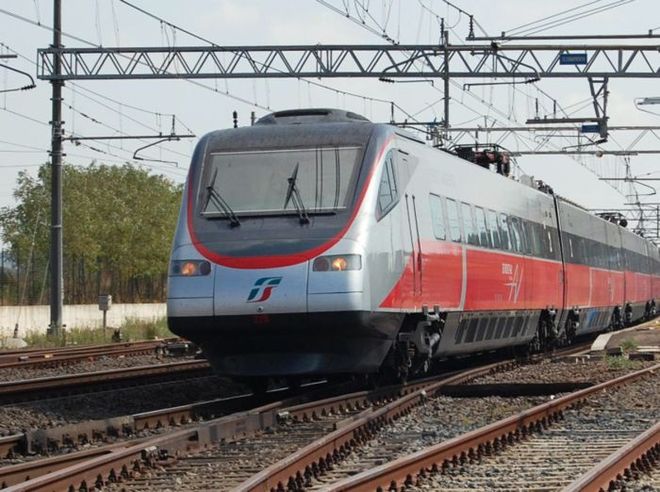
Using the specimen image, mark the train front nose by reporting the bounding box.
[213,263,308,316]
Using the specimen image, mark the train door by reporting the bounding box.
[371,146,417,309]
[553,197,568,329]
[606,225,625,309]
[400,150,422,303]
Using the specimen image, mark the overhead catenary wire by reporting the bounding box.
[118,0,421,122]
[505,0,607,35]
[0,7,270,116]
[9,44,188,139]
[0,3,649,202]
[505,0,635,37]
[0,41,194,160]
[317,0,630,197]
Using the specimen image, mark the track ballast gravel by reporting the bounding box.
[109,356,658,491]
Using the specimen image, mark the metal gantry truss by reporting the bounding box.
[37,43,660,80]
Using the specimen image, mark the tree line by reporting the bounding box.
[0,163,182,305]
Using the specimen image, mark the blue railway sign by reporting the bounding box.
[560,53,588,65]
[580,124,600,133]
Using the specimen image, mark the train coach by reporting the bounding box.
[167,108,659,381]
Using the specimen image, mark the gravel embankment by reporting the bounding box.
[468,357,656,385]
[115,357,659,491]
[0,375,241,437]
[0,354,194,382]
[423,373,659,491]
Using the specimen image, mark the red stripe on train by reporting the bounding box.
[379,241,657,311]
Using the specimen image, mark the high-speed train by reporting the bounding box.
[167,108,659,380]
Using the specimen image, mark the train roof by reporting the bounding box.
[199,108,658,250]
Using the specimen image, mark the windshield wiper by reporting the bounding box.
[283,163,310,225]
[204,168,240,227]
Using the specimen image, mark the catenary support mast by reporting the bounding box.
[49,0,63,336]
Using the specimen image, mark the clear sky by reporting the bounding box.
[0,1,659,237]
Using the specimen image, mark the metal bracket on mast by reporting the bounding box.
[588,76,609,139]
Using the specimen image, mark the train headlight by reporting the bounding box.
[313,254,361,272]
[170,260,212,276]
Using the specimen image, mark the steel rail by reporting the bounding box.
[0,343,593,490]
[235,360,521,492]
[0,391,257,460]
[0,339,177,367]
[322,363,659,492]
[0,360,518,492]
[0,365,500,461]
[0,443,133,489]
[0,384,330,488]
[563,421,660,492]
[234,343,592,491]
[0,346,158,370]
[0,386,356,491]
[0,359,210,403]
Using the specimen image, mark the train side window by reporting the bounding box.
[571,236,580,263]
[462,202,479,246]
[524,220,534,255]
[376,150,398,219]
[595,242,603,268]
[487,209,500,249]
[521,221,530,254]
[516,217,530,254]
[475,206,491,248]
[446,198,462,242]
[429,194,447,240]
[615,248,622,270]
[498,213,511,251]
[568,237,575,259]
[510,217,524,253]
[529,222,543,257]
[540,224,549,258]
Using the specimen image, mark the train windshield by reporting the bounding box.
[202,147,362,217]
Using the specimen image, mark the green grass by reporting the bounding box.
[619,338,639,354]
[604,355,641,371]
[21,317,173,348]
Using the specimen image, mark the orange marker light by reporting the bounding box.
[181,261,197,276]
[331,257,348,271]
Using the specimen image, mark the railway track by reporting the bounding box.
[0,359,210,404]
[319,362,658,492]
[0,336,653,492]
[0,379,342,489]
[566,420,660,492]
[0,359,522,492]
[0,339,187,370]
[0,378,334,461]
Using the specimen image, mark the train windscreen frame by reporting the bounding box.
[202,146,362,218]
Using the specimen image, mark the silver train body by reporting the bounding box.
[168,109,660,377]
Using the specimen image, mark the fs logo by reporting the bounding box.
[246,277,282,303]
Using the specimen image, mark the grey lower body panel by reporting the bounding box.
[168,311,403,376]
[435,310,540,357]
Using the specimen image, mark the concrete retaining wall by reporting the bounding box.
[0,303,166,336]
